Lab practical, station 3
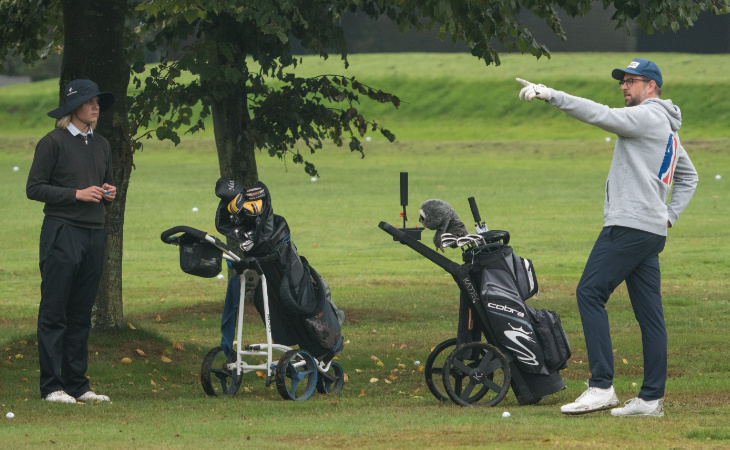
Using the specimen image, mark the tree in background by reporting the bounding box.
[1,0,727,331]
[131,0,399,186]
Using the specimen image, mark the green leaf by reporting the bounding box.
[184,8,200,24]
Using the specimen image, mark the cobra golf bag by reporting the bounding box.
[214,178,345,363]
[463,244,571,376]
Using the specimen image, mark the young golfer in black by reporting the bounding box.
[27,79,116,403]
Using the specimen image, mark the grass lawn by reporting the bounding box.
[1,52,729,448]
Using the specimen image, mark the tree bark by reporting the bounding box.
[207,80,259,269]
[60,0,131,332]
[210,86,258,186]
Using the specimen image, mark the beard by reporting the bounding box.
[624,86,648,107]
[624,94,642,107]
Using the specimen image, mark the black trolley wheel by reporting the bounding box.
[442,342,511,407]
[316,362,344,394]
[201,346,243,397]
[424,338,458,402]
[275,349,318,401]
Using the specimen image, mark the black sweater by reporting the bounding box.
[26,127,114,229]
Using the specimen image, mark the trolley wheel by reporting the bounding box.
[316,362,344,394]
[275,349,318,401]
[201,346,242,397]
[442,342,511,407]
[424,338,457,402]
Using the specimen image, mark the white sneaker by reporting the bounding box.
[76,391,110,402]
[611,397,664,417]
[43,390,77,404]
[560,385,619,415]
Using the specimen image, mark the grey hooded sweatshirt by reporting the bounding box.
[547,90,698,236]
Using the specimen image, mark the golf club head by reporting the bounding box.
[440,233,457,248]
[240,240,254,252]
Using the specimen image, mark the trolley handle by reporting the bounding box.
[379,221,462,275]
[160,225,208,244]
[160,225,229,250]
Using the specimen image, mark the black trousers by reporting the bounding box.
[576,226,667,400]
[37,217,106,398]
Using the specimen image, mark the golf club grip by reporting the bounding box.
[400,172,408,206]
[468,197,481,223]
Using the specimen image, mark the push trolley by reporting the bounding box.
[379,173,568,407]
[161,226,344,401]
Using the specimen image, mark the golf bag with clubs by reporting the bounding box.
[214,178,345,364]
[379,173,571,406]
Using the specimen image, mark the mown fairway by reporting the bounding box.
[1,53,729,448]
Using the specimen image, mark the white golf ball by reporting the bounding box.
[716,175,722,180]
[192,207,198,212]
[6,412,14,419]
[605,137,611,142]
[365,136,372,142]
[413,360,421,366]
[502,411,510,418]
[217,274,224,280]
[13,166,20,172]
[310,177,317,182]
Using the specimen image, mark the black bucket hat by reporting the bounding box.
[47,79,115,119]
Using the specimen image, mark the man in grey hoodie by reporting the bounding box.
[516,58,697,417]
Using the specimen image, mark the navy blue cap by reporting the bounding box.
[611,58,663,87]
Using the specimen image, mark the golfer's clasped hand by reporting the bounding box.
[517,78,551,102]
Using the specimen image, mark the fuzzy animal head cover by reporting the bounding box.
[419,199,468,247]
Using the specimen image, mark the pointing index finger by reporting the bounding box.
[515,78,531,87]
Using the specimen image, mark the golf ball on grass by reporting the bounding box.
[192,207,199,212]
[310,177,317,182]
[502,411,511,418]
[716,175,722,180]
[13,166,20,172]
[6,412,14,419]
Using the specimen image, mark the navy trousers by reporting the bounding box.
[37,218,106,398]
[576,226,667,401]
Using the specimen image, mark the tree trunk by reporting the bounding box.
[60,0,130,332]
[208,81,258,270]
[210,85,258,186]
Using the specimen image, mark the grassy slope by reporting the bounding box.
[1,53,729,448]
[2,52,729,139]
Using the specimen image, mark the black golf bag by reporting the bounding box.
[456,241,571,402]
[214,179,345,363]
[464,244,571,375]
